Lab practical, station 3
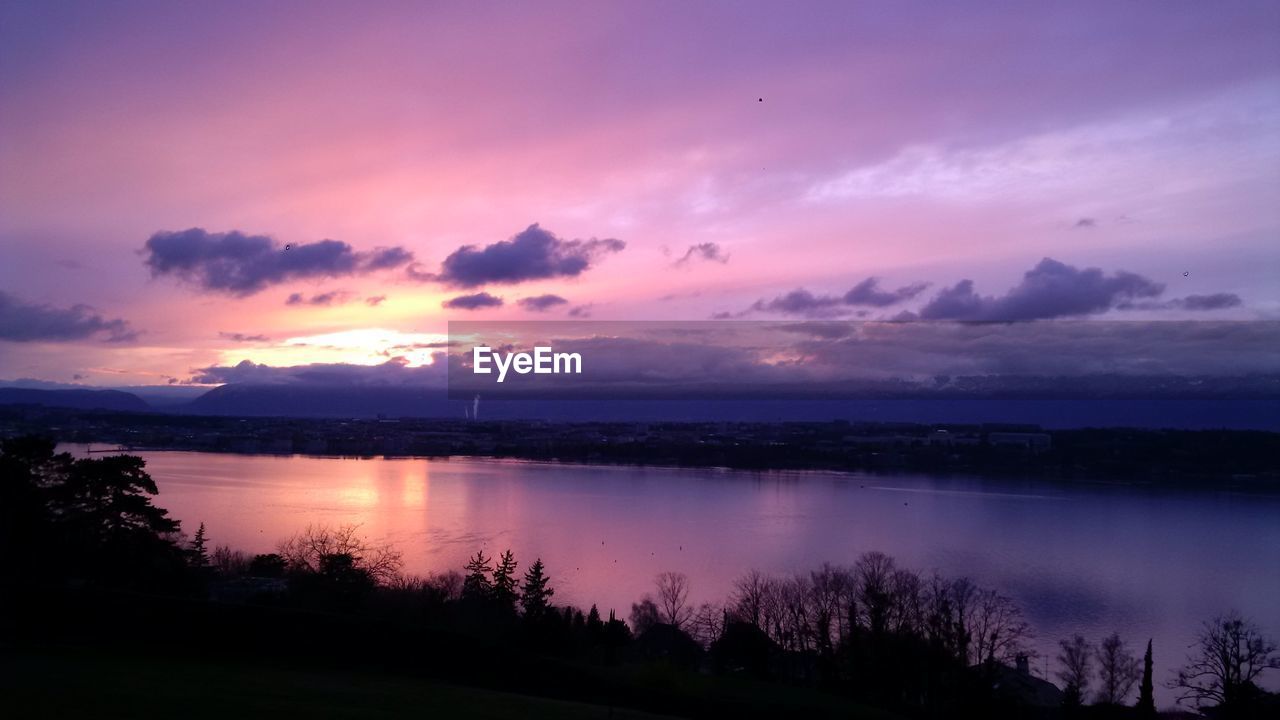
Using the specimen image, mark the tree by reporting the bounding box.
[1136,639,1155,718]
[1096,632,1141,705]
[586,604,604,640]
[278,524,402,584]
[189,522,209,568]
[1056,634,1093,710]
[655,571,693,630]
[968,588,1031,667]
[1,439,187,588]
[732,569,770,627]
[630,596,661,635]
[462,550,493,600]
[1170,611,1280,713]
[520,558,554,618]
[492,549,519,607]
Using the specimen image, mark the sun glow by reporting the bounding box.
[219,328,447,368]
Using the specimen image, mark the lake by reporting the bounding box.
[68,447,1280,707]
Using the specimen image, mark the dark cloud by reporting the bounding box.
[750,289,842,316]
[365,295,387,307]
[1074,217,1097,228]
[736,277,928,318]
[1119,293,1243,312]
[843,278,930,307]
[218,331,270,343]
[443,292,504,310]
[919,258,1165,321]
[568,304,594,318]
[0,290,137,343]
[285,290,352,306]
[674,242,729,266]
[517,294,569,312]
[427,224,624,287]
[143,228,412,296]
[1177,293,1242,310]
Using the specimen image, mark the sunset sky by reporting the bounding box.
[2,1,1278,387]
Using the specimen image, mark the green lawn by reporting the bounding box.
[2,647,681,720]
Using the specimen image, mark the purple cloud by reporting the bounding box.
[0,290,136,343]
[674,242,729,266]
[919,258,1165,321]
[143,228,413,296]
[424,224,624,288]
[517,294,569,312]
[443,292,504,310]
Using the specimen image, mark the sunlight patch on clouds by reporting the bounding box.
[219,328,447,368]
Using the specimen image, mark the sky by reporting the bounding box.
[1,1,1278,387]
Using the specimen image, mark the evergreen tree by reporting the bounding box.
[492,549,519,607]
[520,557,554,618]
[1136,639,1155,717]
[189,522,209,568]
[462,550,493,600]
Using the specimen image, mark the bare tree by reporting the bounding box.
[278,523,403,584]
[1170,611,1280,711]
[1056,634,1094,706]
[855,551,897,635]
[1095,632,1141,705]
[210,544,249,577]
[967,587,1032,666]
[809,563,853,653]
[655,571,693,629]
[731,569,770,627]
[690,602,725,647]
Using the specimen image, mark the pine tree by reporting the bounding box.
[189,522,209,568]
[1136,639,1155,717]
[520,557,554,618]
[492,549,519,607]
[462,550,493,600]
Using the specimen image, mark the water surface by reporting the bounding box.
[72,448,1280,707]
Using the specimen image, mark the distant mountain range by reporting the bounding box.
[1,378,1278,429]
[0,387,150,412]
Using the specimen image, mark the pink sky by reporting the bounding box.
[1,1,1278,386]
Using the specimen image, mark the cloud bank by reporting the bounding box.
[919,258,1164,320]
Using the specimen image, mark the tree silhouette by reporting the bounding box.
[1170,611,1279,713]
[278,524,402,584]
[655,571,693,630]
[1056,634,1093,710]
[189,522,209,568]
[492,549,519,608]
[1136,639,1155,717]
[462,550,493,600]
[520,557,554,618]
[1095,632,1140,705]
[630,596,661,635]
